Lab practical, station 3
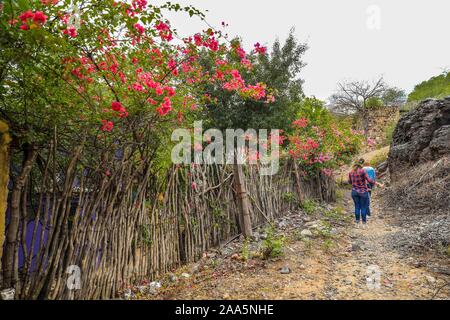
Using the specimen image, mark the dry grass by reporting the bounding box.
[383,156,450,212]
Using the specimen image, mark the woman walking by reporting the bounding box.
[348,159,375,228]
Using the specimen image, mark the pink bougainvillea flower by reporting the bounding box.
[18,10,34,23]
[132,82,144,92]
[168,59,179,75]
[111,101,124,112]
[111,101,128,118]
[155,86,164,96]
[254,42,267,55]
[235,46,246,59]
[63,26,77,37]
[32,11,48,24]
[101,120,114,132]
[207,38,219,51]
[40,0,58,5]
[133,23,145,34]
[193,33,203,46]
[292,118,309,128]
[241,58,252,69]
[156,97,172,116]
[164,86,176,97]
[147,97,157,105]
[155,21,172,41]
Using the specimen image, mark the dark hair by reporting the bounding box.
[352,162,363,171]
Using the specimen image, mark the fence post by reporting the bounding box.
[292,160,305,205]
[233,163,252,238]
[0,120,11,269]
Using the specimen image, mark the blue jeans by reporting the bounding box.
[367,184,374,216]
[351,190,369,223]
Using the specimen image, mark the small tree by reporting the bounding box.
[382,87,406,107]
[330,77,386,135]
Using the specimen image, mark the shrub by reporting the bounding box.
[301,199,318,215]
[261,226,285,259]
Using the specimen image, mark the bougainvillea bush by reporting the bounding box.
[0,0,276,295]
[0,0,271,167]
[287,97,364,177]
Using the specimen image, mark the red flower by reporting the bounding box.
[32,11,48,24]
[63,26,77,37]
[254,42,267,55]
[193,34,203,46]
[18,10,34,23]
[293,118,309,128]
[101,120,114,132]
[164,86,176,97]
[111,101,128,118]
[111,101,124,112]
[133,23,145,34]
[156,97,172,116]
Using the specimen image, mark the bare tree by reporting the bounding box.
[330,77,386,135]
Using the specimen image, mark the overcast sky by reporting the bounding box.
[155,0,450,100]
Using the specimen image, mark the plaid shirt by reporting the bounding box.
[348,169,375,193]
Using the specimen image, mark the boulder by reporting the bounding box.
[388,97,450,181]
[300,229,313,237]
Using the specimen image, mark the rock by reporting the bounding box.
[190,264,200,274]
[252,232,261,242]
[388,97,450,181]
[429,125,450,155]
[343,279,352,285]
[425,275,436,284]
[300,229,313,237]
[231,253,240,260]
[0,288,15,300]
[149,281,161,293]
[123,289,134,300]
[181,272,190,278]
[169,273,178,282]
[278,221,287,228]
[280,266,291,274]
[351,242,362,251]
[136,285,148,294]
[304,221,319,228]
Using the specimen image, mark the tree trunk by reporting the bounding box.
[0,120,11,272]
[233,162,252,238]
[292,160,305,205]
[2,143,38,289]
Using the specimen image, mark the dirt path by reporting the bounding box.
[136,190,449,300]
